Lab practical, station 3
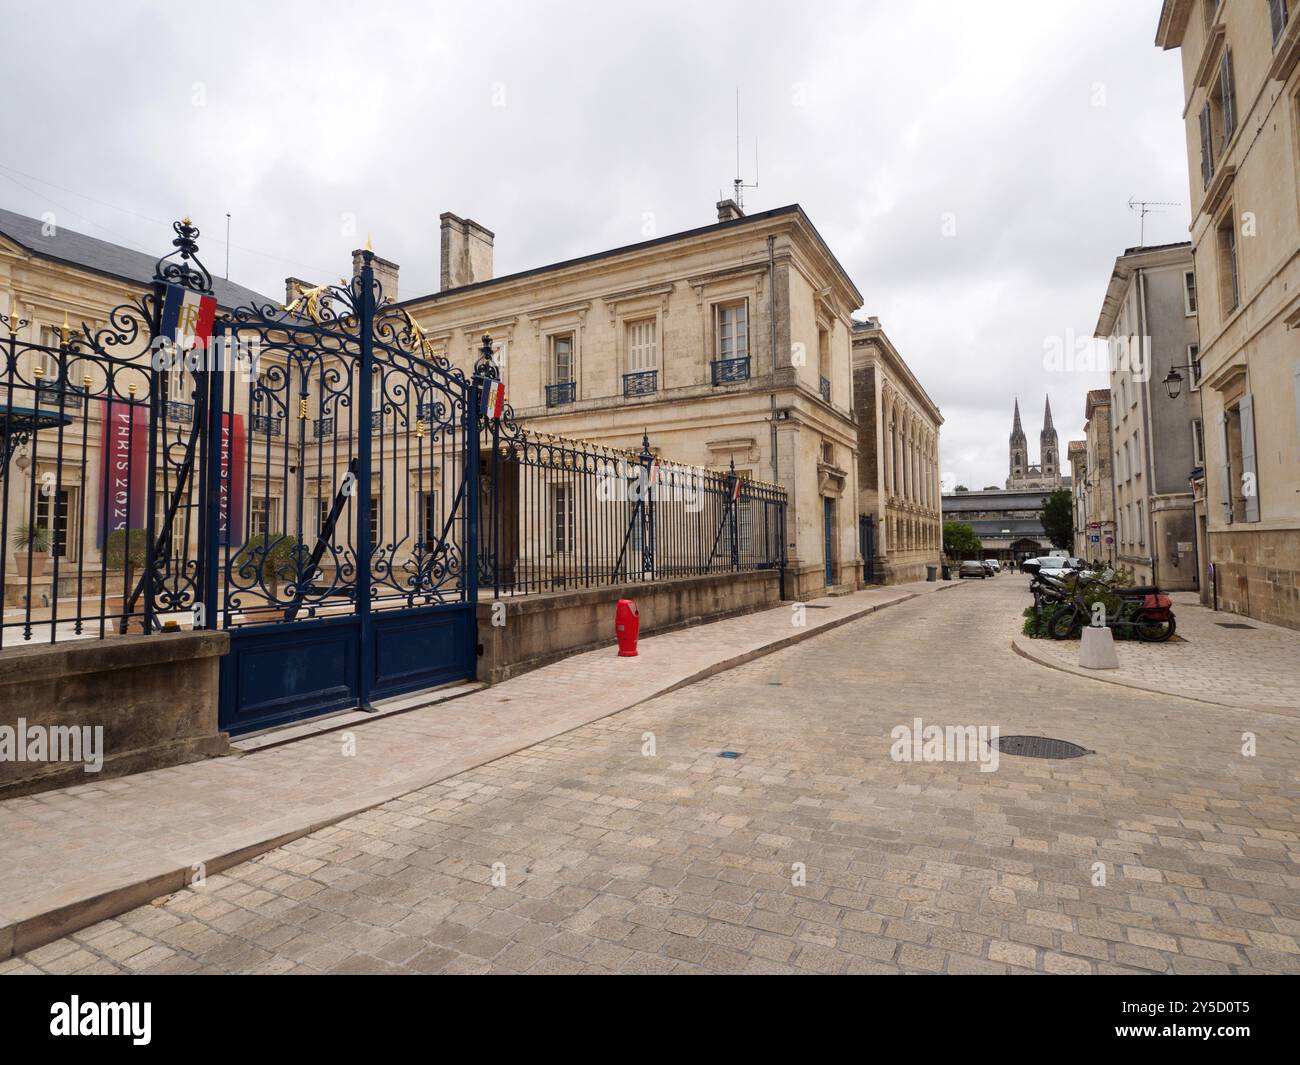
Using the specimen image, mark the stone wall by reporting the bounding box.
[476,570,781,684]
[1210,528,1300,631]
[0,632,230,798]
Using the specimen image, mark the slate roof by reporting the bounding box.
[0,207,276,310]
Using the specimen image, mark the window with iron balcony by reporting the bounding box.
[548,333,575,406]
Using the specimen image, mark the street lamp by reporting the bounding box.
[1163,366,1184,400]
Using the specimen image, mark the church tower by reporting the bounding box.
[1040,395,1058,479]
[1008,398,1027,484]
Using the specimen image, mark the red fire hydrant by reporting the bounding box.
[616,599,640,657]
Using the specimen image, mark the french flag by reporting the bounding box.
[482,379,505,419]
[159,284,217,352]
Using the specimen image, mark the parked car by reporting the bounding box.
[1021,556,1086,576]
[959,560,987,579]
[980,560,996,575]
[985,560,1000,573]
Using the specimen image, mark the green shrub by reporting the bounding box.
[10,523,52,552]
[104,527,148,569]
[233,532,304,593]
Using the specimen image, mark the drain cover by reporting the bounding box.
[1216,622,1255,630]
[993,735,1092,759]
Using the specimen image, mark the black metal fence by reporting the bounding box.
[478,416,787,599]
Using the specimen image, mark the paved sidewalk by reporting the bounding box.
[0,579,963,959]
[1013,589,1300,717]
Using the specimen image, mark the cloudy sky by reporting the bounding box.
[2,0,1191,488]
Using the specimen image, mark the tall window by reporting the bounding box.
[36,488,74,558]
[1184,271,1198,316]
[1217,211,1240,314]
[551,333,574,383]
[1271,0,1290,48]
[421,490,439,550]
[1208,47,1237,153]
[551,484,573,554]
[716,301,748,360]
[625,319,657,372]
[1136,500,1145,546]
[1192,417,1205,467]
[251,497,276,538]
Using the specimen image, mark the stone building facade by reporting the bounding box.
[1156,0,1300,627]
[1094,242,1201,590]
[850,317,943,583]
[393,201,873,599]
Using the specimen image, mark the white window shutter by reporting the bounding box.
[1239,394,1259,522]
[1217,412,1233,524]
[1199,104,1213,188]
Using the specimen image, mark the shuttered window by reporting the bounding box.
[1219,48,1236,148]
[1199,103,1213,189]
[1271,0,1289,48]
[1217,412,1233,524]
[625,319,657,372]
[551,334,573,384]
[1239,394,1259,523]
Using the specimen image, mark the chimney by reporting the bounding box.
[716,198,744,222]
[439,212,495,291]
[352,248,400,302]
[284,276,315,306]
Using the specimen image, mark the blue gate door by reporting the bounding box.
[207,254,480,735]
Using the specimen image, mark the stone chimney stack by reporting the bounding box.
[440,213,495,291]
[716,199,744,222]
[351,248,400,302]
[284,277,315,306]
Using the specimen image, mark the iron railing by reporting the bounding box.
[711,356,750,385]
[477,417,787,599]
[546,381,576,407]
[623,369,657,397]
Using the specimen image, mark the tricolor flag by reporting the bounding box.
[159,284,217,353]
[482,379,506,419]
[731,475,742,502]
[648,459,660,489]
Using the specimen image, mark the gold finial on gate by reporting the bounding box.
[416,418,426,440]
[299,398,308,420]
[33,363,44,380]
[128,381,137,396]
[60,311,72,345]
[83,373,92,389]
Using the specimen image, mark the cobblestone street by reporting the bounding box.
[5,577,1298,976]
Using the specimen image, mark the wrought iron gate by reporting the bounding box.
[202,248,478,734]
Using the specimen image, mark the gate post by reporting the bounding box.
[639,430,655,579]
[355,253,377,712]
[199,320,226,629]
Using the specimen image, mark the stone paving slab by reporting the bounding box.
[0,579,963,959]
[1013,587,1300,718]
[4,578,1295,976]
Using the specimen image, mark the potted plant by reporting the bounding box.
[11,523,52,578]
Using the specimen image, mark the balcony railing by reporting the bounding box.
[623,370,658,398]
[819,376,832,404]
[35,380,86,411]
[546,381,576,407]
[165,400,193,424]
[314,416,333,439]
[711,356,750,385]
[251,413,281,436]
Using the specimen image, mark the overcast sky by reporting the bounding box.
[2,0,1191,488]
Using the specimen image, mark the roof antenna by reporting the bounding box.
[732,88,759,210]
[1126,197,1179,247]
[224,212,231,279]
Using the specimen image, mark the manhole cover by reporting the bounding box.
[1216,622,1255,630]
[993,735,1092,759]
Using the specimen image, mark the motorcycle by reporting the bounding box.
[1047,576,1177,642]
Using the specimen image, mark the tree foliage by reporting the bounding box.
[942,519,982,559]
[1040,488,1074,551]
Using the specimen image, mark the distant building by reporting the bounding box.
[941,487,1058,562]
[1094,241,1200,590]
[1079,389,1118,565]
[851,317,943,584]
[1006,396,1065,490]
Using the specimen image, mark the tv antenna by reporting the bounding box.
[1127,197,1179,246]
[731,88,759,210]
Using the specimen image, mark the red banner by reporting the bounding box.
[219,413,246,546]
[99,399,149,545]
